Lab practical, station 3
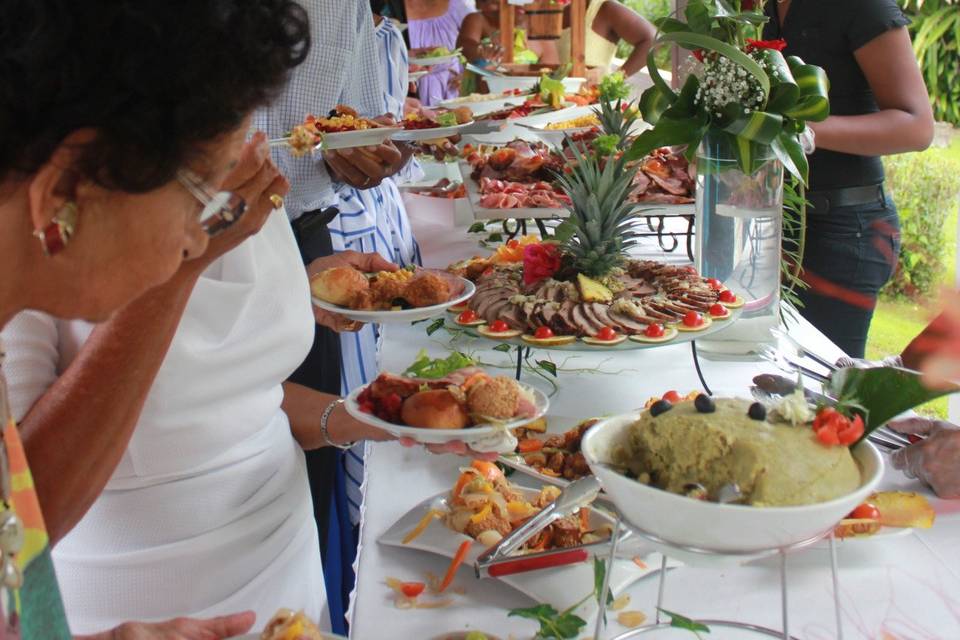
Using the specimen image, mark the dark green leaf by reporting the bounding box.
[593,557,614,606]
[493,343,513,353]
[487,232,503,243]
[425,318,446,336]
[467,222,487,233]
[537,360,558,377]
[658,608,711,633]
[508,604,558,622]
[550,613,587,638]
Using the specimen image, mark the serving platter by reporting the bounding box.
[312,274,475,324]
[458,160,570,221]
[379,487,673,613]
[445,305,741,352]
[393,121,477,143]
[343,381,549,452]
[316,126,403,151]
[410,49,462,66]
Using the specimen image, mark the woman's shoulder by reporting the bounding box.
[837,0,910,50]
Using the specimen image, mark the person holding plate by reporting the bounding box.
[0,1,313,638]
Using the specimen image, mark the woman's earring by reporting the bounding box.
[34,201,78,256]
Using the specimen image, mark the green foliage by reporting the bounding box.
[618,0,673,67]
[882,150,960,299]
[901,0,960,125]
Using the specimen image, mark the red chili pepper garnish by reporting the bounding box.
[400,582,426,598]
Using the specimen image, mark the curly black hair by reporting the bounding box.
[0,1,310,192]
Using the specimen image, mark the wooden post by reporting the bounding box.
[499,0,515,64]
[571,0,586,78]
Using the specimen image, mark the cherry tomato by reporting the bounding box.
[489,319,510,332]
[718,289,736,303]
[457,310,478,323]
[400,582,426,598]
[662,390,682,403]
[596,326,617,341]
[682,311,703,327]
[706,277,723,290]
[534,326,555,339]
[837,414,865,445]
[644,323,665,338]
[709,303,727,317]
[849,503,881,521]
[816,426,841,446]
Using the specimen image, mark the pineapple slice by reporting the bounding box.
[868,491,936,529]
[577,273,613,303]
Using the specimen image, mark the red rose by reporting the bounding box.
[523,243,561,286]
[745,38,787,53]
[692,49,705,63]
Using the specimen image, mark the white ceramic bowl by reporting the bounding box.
[580,411,884,555]
[483,75,585,95]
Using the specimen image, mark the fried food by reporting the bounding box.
[401,389,470,429]
[403,272,451,308]
[311,266,369,306]
[260,609,324,640]
[370,271,412,307]
[466,376,520,419]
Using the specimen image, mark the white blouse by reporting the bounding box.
[1,211,328,633]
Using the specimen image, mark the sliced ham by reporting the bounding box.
[608,310,649,334]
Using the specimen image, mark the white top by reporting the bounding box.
[1,211,327,634]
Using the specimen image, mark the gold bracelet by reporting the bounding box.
[320,398,354,450]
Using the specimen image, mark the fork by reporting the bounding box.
[770,328,838,373]
[758,345,830,383]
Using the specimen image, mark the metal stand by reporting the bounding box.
[690,341,713,396]
[512,345,531,381]
[592,515,844,640]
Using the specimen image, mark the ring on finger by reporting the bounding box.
[269,194,284,209]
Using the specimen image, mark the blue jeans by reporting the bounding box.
[792,195,901,358]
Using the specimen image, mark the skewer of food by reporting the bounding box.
[280,105,385,156]
[260,609,326,640]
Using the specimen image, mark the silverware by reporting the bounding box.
[770,328,838,373]
[758,346,830,383]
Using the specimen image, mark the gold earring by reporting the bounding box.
[34,201,78,256]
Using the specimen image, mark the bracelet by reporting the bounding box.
[320,398,355,450]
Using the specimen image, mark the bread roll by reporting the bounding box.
[310,266,368,307]
[401,389,469,429]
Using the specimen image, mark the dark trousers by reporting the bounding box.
[288,209,342,557]
[790,193,901,358]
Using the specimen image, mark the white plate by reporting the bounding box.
[235,633,345,640]
[318,126,402,151]
[344,380,549,451]
[484,75,585,95]
[312,276,475,324]
[409,69,429,82]
[378,488,671,613]
[459,160,570,220]
[393,121,476,143]
[810,524,914,549]
[446,306,742,351]
[580,412,885,560]
[410,50,461,66]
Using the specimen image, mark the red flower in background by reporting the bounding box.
[692,49,705,63]
[745,38,787,53]
[523,243,561,286]
[741,0,757,9]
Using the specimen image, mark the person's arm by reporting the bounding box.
[457,13,489,64]
[16,136,286,545]
[810,27,934,156]
[281,382,394,450]
[594,1,656,77]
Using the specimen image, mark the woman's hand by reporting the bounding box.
[185,132,288,276]
[79,611,255,640]
[322,116,409,189]
[399,437,499,461]
[889,417,960,499]
[306,250,398,332]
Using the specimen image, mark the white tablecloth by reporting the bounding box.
[348,216,960,640]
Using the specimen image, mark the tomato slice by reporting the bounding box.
[596,326,617,340]
[662,390,682,403]
[400,582,426,598]
[534,326,555,339]
[458,310,478,323]
[718,289,736,303]
[489,319,510,332]
[644,323,665,338]
[816,426,841,446]
[849,503,881,520]
[682,311,702,327]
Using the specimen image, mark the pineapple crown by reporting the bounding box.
[594,99,639,150]
[552,141,641,278]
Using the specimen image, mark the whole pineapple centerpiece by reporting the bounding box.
[552,141,642,299]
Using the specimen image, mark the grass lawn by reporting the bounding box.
[866,132,960,419]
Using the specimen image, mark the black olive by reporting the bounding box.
[694,394,716,413]
[650,399,673,417]
[748,402,767,421]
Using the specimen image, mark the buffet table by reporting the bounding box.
[347,212,960,640]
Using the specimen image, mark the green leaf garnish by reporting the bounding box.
[425,318,446,337]
[658,608,710,636]
[493,343,513,353]
[598,71,631,102]
[537,360,558,377]
[468,222,487,233]
[404,348,475,378]
[508,604,586,639]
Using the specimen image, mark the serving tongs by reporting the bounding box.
[475,475,611,578]
[770,328,838,373]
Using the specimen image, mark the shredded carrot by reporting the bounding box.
[451,473,473,504]
[471,460,503,481]
[402,509,442,544]
[439,540,472,593]
[579,507,590,531]
[632,557,648,570]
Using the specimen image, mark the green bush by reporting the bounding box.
[882,150,960,299]
[901,0,960,125]
[617,0,673,66]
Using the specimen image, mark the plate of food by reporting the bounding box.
[345,352,548,451]
[310,265,475,323]
[629,147,695,208]
[273,105,401,154]
[410,46,462,66]
[238,608,346,639]
[580,394,885,561]
[393,107,476,143]
[446,252,742,351]
[499,416,598,486]
[409,69,429,82]
[819,490,934,547]
[379,464,666,613]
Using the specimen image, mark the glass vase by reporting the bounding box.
[694,131,784,354]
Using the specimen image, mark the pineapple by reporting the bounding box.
[553,142,642,278]
[594,99,639,149]
[577,273,613,302]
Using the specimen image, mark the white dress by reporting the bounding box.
[0,212,327,634]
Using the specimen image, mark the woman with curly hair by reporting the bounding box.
[0,1,309,638]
